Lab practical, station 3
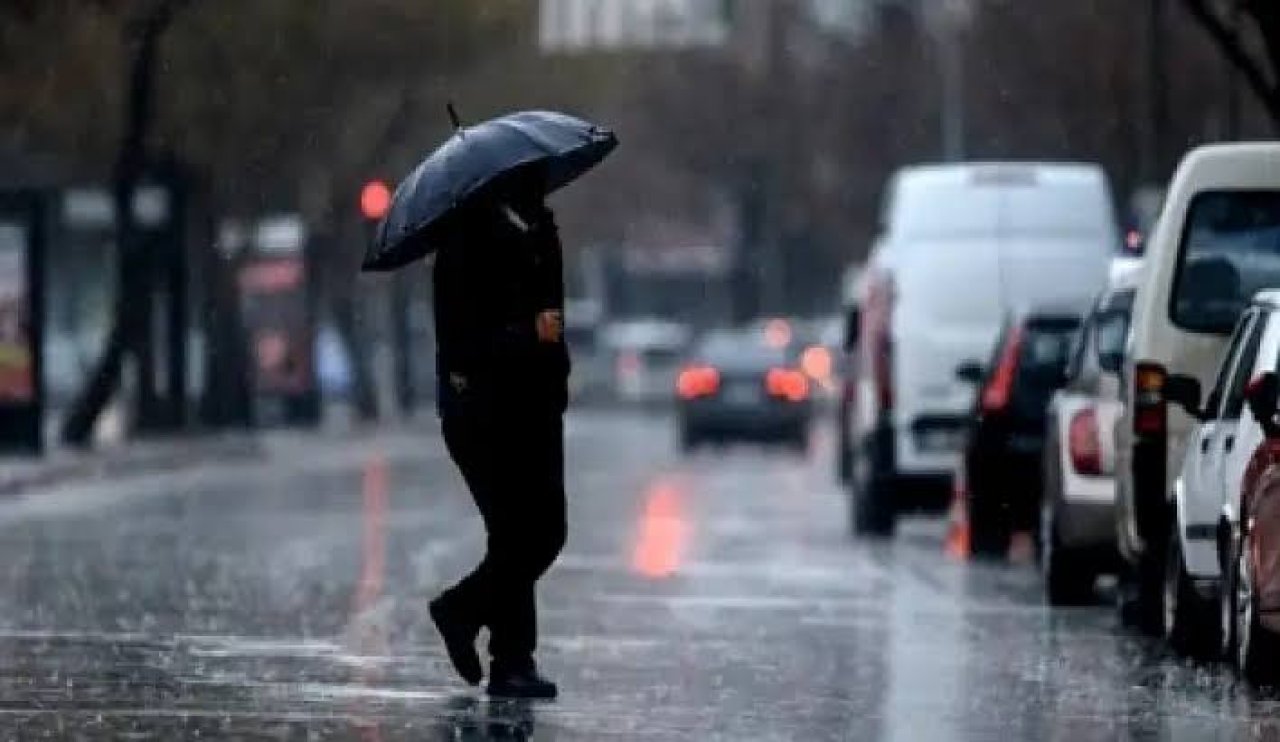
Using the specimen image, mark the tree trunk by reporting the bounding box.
[61,0,188,447]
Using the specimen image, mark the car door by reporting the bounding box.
[1047,304,1097,493]
[1185,311,1266,570]
[1221,310,1280,531]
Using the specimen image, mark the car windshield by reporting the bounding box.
[1020,321,1080,374]
[1172,191,1280,333]
[1096,289,1135,358]
[696,333,790,370]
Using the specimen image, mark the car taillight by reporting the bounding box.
[1068,407,1103,476]
[677,366,719,400]
[766,368,809,402]
[800,345,833,384]
[982,326,1024,413]
[1133,361,1166,437]
[864,273,895,412]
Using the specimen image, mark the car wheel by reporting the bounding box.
[850,434,896,538]
[1119,507,1169,636]
[1043,501,1095,606]
[1219,526,1238,662]
[1235,525,1279,684]
[1163,520,1219,658]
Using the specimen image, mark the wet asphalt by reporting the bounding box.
[0,410,1278,741]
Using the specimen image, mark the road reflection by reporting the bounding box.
[350,454,389,742]
[631,476,690,579]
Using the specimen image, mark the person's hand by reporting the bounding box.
[536,310,563,343]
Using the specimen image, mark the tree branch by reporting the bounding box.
[1183,0,1280,127]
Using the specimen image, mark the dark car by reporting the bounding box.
[677,330,812,452]
[959,307,1083,555]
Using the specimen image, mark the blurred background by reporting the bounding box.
[0,0,1270,447]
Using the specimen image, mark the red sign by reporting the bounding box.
[0,227,32,403]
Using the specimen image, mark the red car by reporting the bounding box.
[1228,371,1280,684]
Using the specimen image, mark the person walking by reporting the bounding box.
[428,177,569,700]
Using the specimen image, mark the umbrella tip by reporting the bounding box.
[447,102,462,130]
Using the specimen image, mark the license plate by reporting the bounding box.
[725,384,760,405]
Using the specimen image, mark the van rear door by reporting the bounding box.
[891,239,1003,423]
[997,178,1115,310]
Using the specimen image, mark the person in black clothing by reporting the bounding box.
[428,174,569,700]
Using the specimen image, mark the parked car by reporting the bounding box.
[676,329,812,451]
[850,161,1117,536]
[1114,142,1280,634]
[1160,293,1280,657]
[1040,261,1142,604]
[602,319,692,406]
[958,306,1083,556]
[1228,364,1280,683]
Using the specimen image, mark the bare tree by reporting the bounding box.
[61,0,192,446]
[1183,0,1280,128]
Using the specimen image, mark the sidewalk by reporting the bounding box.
[0,433,263,496]
[0,413,447,497]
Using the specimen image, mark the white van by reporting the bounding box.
[850,162,1117,535]
[1114,142,1280,634]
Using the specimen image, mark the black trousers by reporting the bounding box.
[439,408,566,671]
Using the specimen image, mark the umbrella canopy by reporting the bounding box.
[362,109,618,272]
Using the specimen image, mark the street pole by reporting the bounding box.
[938,15,965,162]
[1226,2,1242,139]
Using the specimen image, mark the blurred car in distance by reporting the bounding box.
[1041,263,1140,604]
[676,329,812,452]
[601,318,692,407]
[849,161,1117,536]
[1114,142,1280,635]
[958,306,1083,556]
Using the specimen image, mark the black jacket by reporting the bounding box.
[432,201,569,417]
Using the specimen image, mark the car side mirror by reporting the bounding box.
[1098,350,1124,374]
[955,360,985,385]
[1165,374,1205,421]
[1246,372,1280,438]
[843,309,860,352]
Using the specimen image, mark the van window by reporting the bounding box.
[1172,191,1280,334]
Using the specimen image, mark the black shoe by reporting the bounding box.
[486,666,558,700]
[429,597,483,686]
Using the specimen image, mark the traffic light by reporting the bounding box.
[359,180,392,222]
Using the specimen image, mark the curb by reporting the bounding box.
[0,435,263,497]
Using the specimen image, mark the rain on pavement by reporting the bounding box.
[0,412,1277,740]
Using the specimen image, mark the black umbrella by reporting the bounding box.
[361,106,618,272]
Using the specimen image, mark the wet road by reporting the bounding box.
[1,411,1278,740]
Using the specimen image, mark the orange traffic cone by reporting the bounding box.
[944,472,970,560]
